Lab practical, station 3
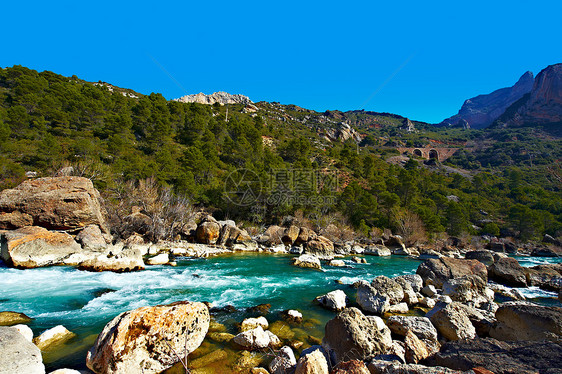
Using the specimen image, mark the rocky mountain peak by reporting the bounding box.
[441,71,534,129]
[174,91,252,105]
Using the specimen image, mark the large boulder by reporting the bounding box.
[524,264,562,290]
[322,307,393,363]
[86,301,209,374]
[0,176,107,232]
[195,221,220,244]
[465,250,495,266]
[428,338,562,374]
[76,224,107,250]
[371,276,404,305]
[488,257,528,287]
[305,236,335,259]
[442,275,488,303]
[294,227,317,246]
[282,225,300,246]
[356,282,389,315]
[489,302,562,341]
[364,245,391,256]
[416,258,487,288]
[78,246,144,272]
[386,316,439,352]
[1,226,83,268]
[428,302,476,341]
[258,225,285,246]
[0,326,45,374]
[394,274,424,293]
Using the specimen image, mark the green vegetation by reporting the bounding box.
[0,65,560,243]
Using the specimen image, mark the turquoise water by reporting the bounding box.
[0,253,421,371]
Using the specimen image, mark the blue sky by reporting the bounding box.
[2,0,561,123]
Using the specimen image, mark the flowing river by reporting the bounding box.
[0,253,560,372]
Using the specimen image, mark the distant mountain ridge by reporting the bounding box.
[174,91,252,105]
[493,63,562,129]
[441,71,534,129]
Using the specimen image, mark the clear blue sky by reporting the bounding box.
[2,0,561,123]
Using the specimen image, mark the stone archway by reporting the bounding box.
[413,149,423,157]
[429,149,439,160]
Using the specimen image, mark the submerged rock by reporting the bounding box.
[0,311,32,326]
[233,326,278,350]
[86,301,209,374]
[240,316,269,332]
[33,325,75,351]
[322,307,393,363]
[0,326,45,374]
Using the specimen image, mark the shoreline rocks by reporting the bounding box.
[0,326,45,374]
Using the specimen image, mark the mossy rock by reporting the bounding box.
[0,311,32,326]
[208,332,235,343]
[189,349,228,369]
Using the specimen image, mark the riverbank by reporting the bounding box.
[1,252,561,372]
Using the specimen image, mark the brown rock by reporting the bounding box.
[404,331,430,364]
[331,360,370,374]
[295,348,329,374]
[305,236,335,259]
[428,302,476,341]
[488,257,527,287]
[282,225,300,245]
[0,311,32,326]
[322,307,393,363]
[0,176,108,232]
[416,257,487,288]
[195,221,220,244]
[0,211,33,229]
[294,227,317,246]
[86,301,209,374]
[76,224,107,250]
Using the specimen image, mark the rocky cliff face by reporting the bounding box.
[174,91,252,105]
[441,71,534,129]
[495,63,562,127]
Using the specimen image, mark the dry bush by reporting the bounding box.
[370,227,383,241]
[104,177,196,242]
[396,210,427,246]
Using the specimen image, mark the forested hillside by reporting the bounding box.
[0,65,560,243]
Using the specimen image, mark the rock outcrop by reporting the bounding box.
[0,176,108,232]
[174,91,252,105]
[86,301,209,374]
[441,71,534,129]
[496,63,562,128]
[0,326,45,374]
